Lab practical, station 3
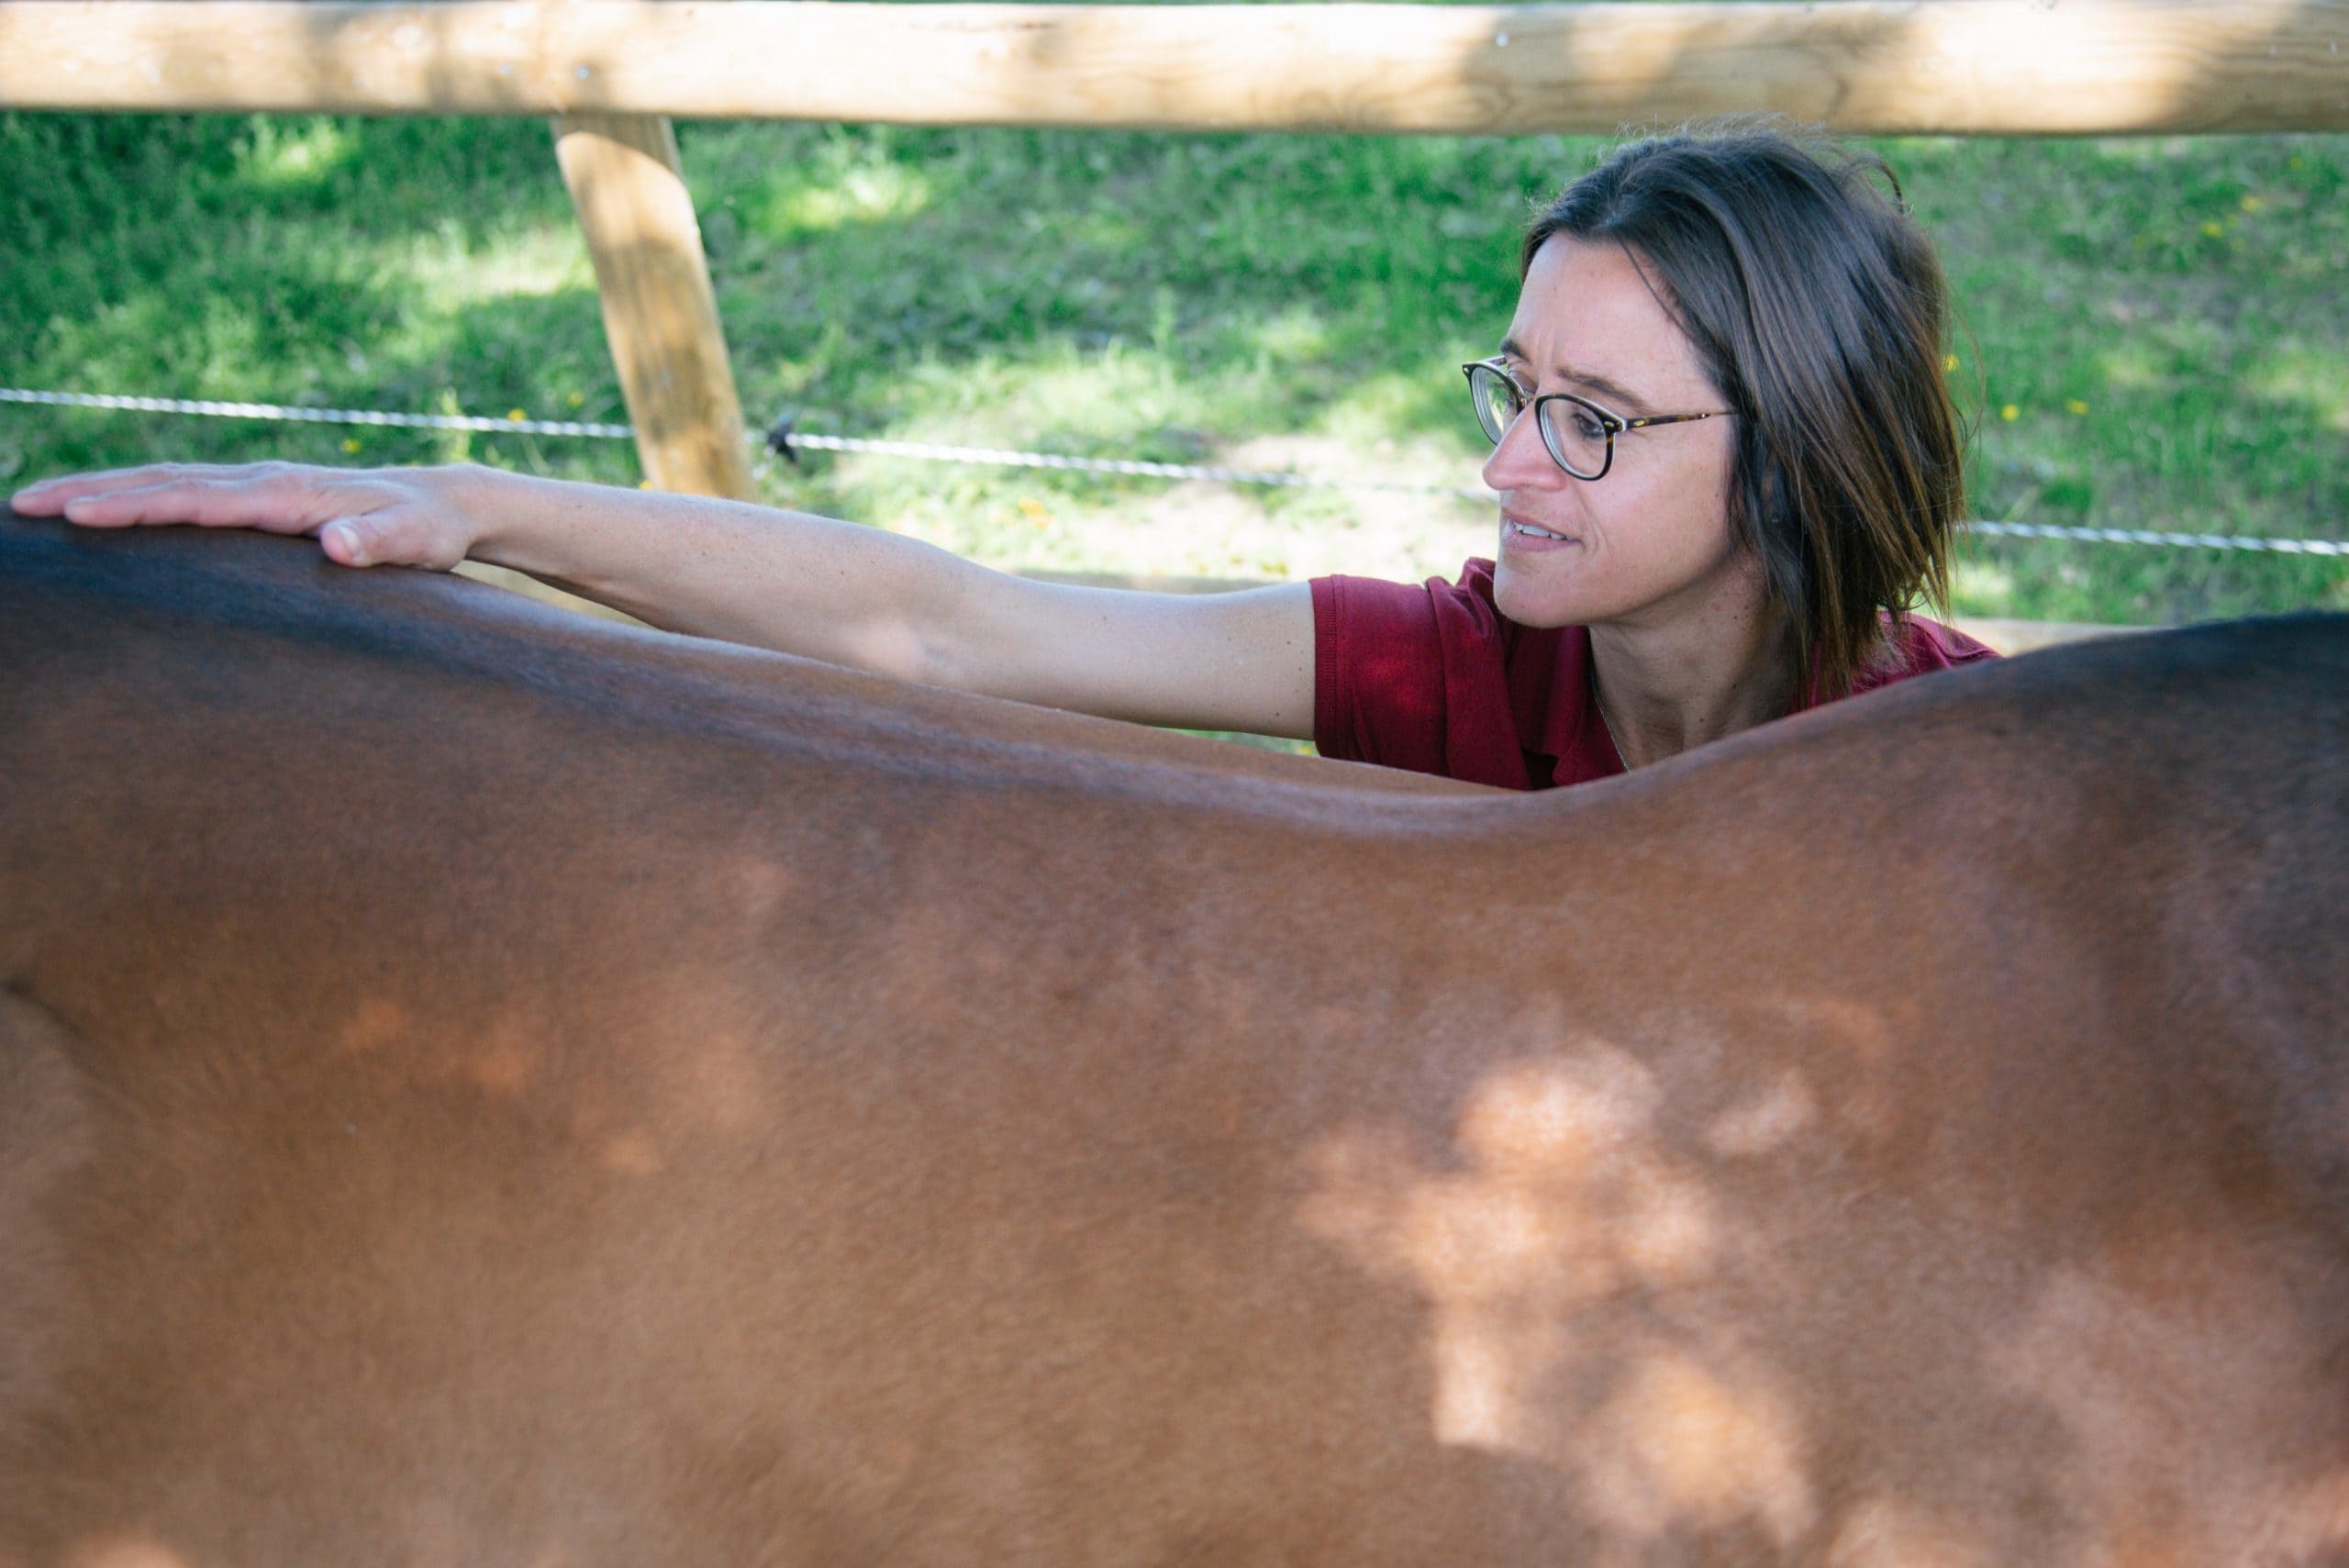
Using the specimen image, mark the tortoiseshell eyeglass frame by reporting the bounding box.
[1463,358,1734,482]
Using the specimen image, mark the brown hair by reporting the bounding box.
[1522,117,1969,697]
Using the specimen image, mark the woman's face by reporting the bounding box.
[1484,235,1756,632]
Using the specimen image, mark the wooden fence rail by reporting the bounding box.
[3,0,2344,499]
[6,1,2346,136]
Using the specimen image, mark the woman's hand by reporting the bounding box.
[10,459,1320,735]
[8,461,484,570]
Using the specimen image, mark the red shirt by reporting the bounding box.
[1310,558,1999,790]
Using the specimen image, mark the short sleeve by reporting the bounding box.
[1848,615,2002,697]
[1309,573,1451,775]
[1907,617,2002,670]
[1309,564,1539,789]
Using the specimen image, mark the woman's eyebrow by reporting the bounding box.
[1497,336,1656,417]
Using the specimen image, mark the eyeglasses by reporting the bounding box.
[1462,358,1733,481]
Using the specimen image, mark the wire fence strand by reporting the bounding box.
[8,386,2345,557]
[0,387,635,439]
[769,428,1485,498]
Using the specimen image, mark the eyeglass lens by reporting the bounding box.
[1469,364,1609,478]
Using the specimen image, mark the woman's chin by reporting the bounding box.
[1492,554,1598,629]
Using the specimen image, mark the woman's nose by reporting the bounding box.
[1480,406,1565,494]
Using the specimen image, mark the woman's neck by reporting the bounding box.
[1588,586,1798,770]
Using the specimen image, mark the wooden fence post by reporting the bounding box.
[551,113,752,500]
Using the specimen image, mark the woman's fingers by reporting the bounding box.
[9,462,176,507]
[15,462,263,515]
[73,477,332,533]
[11,464,167,515]
[12,461,475,571]
[13,462,327,533]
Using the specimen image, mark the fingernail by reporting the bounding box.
[325,521,365,565]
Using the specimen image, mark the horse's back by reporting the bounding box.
[3,515,2345,1567]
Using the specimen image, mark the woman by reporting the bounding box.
[9,117,1994,789]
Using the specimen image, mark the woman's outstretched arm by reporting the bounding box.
[10,461,1315,739]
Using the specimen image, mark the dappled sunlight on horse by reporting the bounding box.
[3,516,2343,1566]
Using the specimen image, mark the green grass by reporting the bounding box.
[2,110,2343,625]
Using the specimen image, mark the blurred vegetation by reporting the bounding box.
[2,108,2343,624]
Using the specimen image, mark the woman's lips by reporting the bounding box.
[1502,516,1580,552]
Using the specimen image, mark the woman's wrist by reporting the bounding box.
[436,465,723,626]
[439,463,645,579]
[430,462,529,563]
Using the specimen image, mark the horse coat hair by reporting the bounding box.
[3,513,2345,1568]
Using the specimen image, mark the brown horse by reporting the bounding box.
[4,511,2344,1568]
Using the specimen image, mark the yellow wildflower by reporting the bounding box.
[507,408,528,422]
[567,391,585,407]
[2065,399,2090,416]
[1943,353,1960,373]
[341,438,361,453]
[2000,404,2021,422]
[2240,194,2266,213]
[2200,220,2225,239]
